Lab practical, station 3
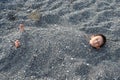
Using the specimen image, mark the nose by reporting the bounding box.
[94,40,99,44]
[94,40,98,44]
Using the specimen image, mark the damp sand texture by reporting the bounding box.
[0,0,120,80]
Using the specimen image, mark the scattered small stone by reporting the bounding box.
[7,12,16,21]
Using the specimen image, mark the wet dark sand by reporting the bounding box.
[0,0,120,80]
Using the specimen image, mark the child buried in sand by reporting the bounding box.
[89,34,106,49]
[14,24,107,49]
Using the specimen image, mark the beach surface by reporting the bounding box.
[0,0,120,80]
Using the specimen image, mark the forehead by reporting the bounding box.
[92,36,104,43]
[93,35,103,39]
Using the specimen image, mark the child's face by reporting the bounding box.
[89,35,103,49]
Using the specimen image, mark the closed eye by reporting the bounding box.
[96,38,99,41]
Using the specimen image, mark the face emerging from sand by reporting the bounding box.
[89,35,104,49]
